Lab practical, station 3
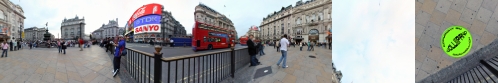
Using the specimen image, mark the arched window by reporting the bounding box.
[296,18,301,24]
[319,12,323,20]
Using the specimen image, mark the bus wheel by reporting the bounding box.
[208,44,213,50]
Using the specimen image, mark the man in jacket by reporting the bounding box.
[247,35,261,66]
[113,35,126,77]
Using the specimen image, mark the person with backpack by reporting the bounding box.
[1,41,8,57]
[113,35,126,77]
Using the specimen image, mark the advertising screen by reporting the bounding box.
[127,3,162,25]
[133,15,161,34]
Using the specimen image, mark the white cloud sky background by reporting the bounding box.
[332,0,414,82]
[12,0,299,38]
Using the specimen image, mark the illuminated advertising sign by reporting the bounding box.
[127,3,162,26]
[134,15,161,34]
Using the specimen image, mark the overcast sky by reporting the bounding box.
[12,0,300,38]
[332,0,414,82]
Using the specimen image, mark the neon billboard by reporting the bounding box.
[126,3,163,34]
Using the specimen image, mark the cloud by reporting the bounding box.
[14,0,298,38]
[332,0,414,82]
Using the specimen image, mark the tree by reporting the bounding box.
[89,34,92,39]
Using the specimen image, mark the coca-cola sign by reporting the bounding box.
[127,3,162,26]
[134,15,161,34]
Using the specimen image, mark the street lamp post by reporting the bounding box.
[79,21,83,39]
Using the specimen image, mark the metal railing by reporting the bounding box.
[118,45,250,83]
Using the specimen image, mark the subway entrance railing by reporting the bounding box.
[119,45,250,83]
[418,39,498,83]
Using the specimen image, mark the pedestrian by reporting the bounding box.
[113,35,126,77]
[310,42,315,51]
[1,41,8,57]
[300,41,303,51]
[258,39,265,56]
[276,34,290,68]
[79,38,84,51]
[57,39,62,53]
[12,40,16,51]
[17,40,21,49]
[307,41,311,51]
[247,35,261,67]
[276,40,280,52]
[61,40,67,54]
[110,37,116,55]
[29,42,32,49]
[170,39,174,47]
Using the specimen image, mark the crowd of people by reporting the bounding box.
[246,34,331,68]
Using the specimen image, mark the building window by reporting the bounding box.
[0,11,4,20]
[281,24,284,34]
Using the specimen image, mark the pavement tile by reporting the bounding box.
[417,11,433,26]
[482,0,498,11]
[470,19,487,36]
[421,57,438,74]
[436,0,453,14]
[480,31,497,46]
[476,7,493,23]
[422,0,438,14]
[485,18,498,35]
[431,10,447,26]
[82,72,98,83]
[282,74,297,83]
[466,0,483,11]
[460,7,478,24]
[417,1,423,13]
[451,0,468,13]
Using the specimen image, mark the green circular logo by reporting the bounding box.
[441,26,472,58]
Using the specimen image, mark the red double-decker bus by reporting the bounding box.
[192,21,235,51]
[239,36,248,46]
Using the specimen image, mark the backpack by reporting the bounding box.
[119,44,127,56]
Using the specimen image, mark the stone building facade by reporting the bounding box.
[61,16,86,40]
[92,18,120,39]
[259,0,331,43]
[24,27,51,41]
[194,3,237,37]
[0,0,25,42]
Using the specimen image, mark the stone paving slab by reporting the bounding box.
[416,0,498,81]
[0,46,121,83]
[220,46,334,83]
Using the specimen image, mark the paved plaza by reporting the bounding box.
[416,0,498,81]
[0,47,121,83]
[222,46,335,83]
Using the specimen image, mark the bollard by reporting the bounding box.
[230,44,235,78]
[154,45,163,83]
